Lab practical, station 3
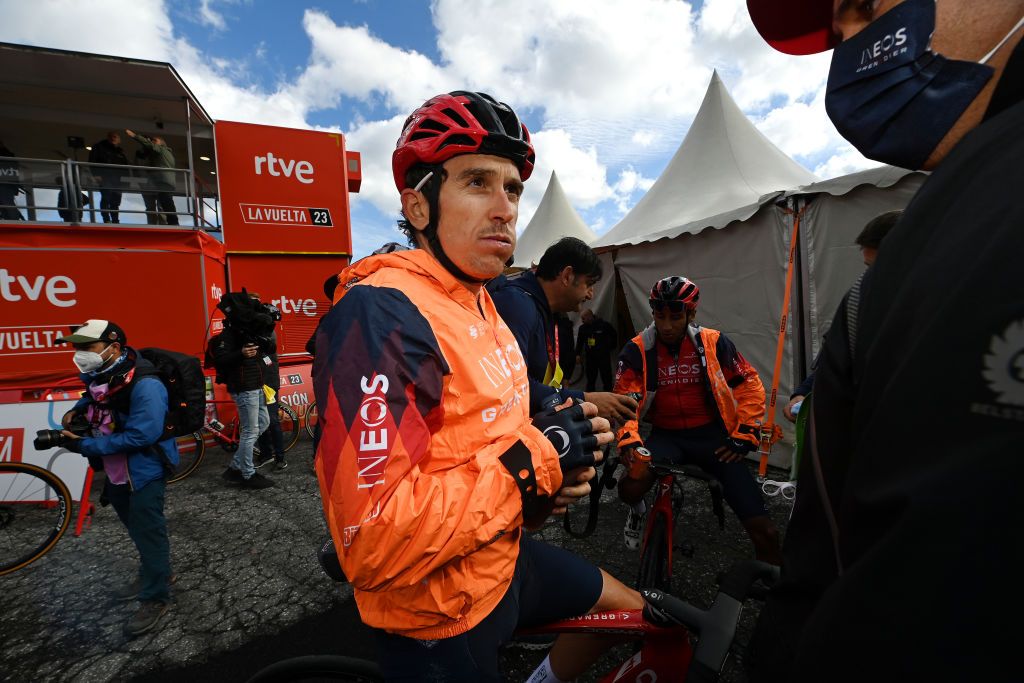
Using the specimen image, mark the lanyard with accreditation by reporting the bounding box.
[542,318,564,389]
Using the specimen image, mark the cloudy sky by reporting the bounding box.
[0,0,877,258]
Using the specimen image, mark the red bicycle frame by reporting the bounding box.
[518,609,694,682]
[641,473,679,583]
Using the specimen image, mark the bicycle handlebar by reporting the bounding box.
[641,559,779,682]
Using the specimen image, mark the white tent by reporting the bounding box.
[589,72,927,467]
[592,70,819,249]
[513,170,597,269]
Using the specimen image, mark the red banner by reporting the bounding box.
[214,120,356,256]
[0,225,227,390]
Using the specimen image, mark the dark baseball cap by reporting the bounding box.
[57,319,127,346]
[747,0,838,55]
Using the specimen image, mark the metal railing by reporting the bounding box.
[0,156,220,230]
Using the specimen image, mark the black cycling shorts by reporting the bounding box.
[646,422,768,521]
[374,534,603,682]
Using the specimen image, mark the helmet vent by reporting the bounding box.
[418,119,448,133]
[439,134,476,150]
[441,108,469,128]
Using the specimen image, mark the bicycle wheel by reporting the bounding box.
[168,432,206,484]
[278,403,300,453]
[305,401,318,440]
[247,655,383,683]
[637,512,671,594]
[0,463,72,576]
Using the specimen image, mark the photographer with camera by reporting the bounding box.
[210,291,277,489]
[54,320,178,638]
[252,294,288,472]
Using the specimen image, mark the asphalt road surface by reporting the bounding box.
[0,433,793,683]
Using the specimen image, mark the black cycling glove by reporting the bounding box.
[721,436,756,454]
[532,400,598,473]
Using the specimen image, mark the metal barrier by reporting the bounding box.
[0,156,220,229]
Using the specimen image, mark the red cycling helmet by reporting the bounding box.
[392,91,536,191]
[650,276,700,312]
[746,0,837,56]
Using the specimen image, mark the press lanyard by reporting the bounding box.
[543,319,564,389]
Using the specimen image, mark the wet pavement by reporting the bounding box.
[0,433,793,683]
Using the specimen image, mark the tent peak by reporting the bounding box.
[513,170,596,268]
[592,71,819,248]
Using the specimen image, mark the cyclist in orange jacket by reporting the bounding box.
[616,276,781,564]
[313,91,642,683]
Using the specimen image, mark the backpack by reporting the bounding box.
[203,331,222,371]
[138,347,207,437]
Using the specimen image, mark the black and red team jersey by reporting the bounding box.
[647,336,716,430]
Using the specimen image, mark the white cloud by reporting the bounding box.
[0,0,174,62]
[198,0,227,30]
[341,114,407,216]
[813,146,882,179]
[754,90,836,160]
[434,0,706,121]
[613,166,655,195]
[631,131,658,148]
[530,129,612,209]
[293,11,454,113]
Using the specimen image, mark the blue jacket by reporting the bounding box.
[73,351,179,490]
[489,272,584,414]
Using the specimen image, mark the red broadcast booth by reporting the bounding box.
[0,43,360,529]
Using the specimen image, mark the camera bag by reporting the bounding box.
[137,347,207,437]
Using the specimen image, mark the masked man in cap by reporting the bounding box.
[745,1,1024,679]
[58,320,178,637]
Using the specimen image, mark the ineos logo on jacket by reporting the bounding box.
[356,374,389,489]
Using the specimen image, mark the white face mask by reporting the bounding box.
[73,345,113,374]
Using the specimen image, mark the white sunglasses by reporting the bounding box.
[762,479,797,501]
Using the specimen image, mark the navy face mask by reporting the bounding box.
[825,0,1012,170]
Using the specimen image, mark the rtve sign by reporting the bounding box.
[214,120,360,254]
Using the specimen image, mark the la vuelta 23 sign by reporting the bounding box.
[214,120,353,255]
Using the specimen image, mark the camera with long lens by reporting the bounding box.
[262,303,282,322]
[33,413,91,450]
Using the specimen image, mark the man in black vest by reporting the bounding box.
[575,308,616,392]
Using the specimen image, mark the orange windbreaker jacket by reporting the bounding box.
[313,250,563,639]
[615,324,768,449]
